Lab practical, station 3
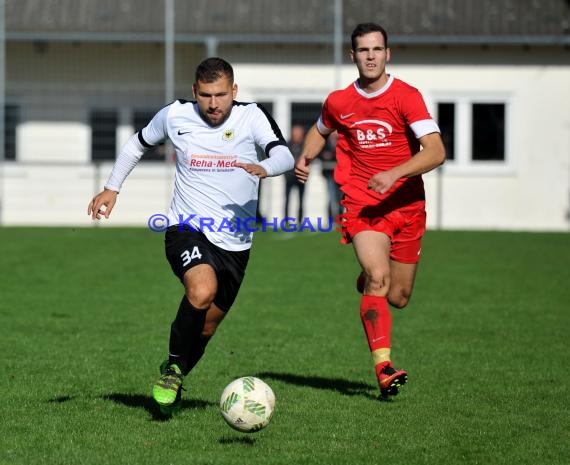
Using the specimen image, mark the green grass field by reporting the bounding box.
[0,227,568,465]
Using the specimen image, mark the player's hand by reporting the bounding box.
[368,170,398,194]
[295,155,312,184]
[87,189,118,220]
[235,162,268,178]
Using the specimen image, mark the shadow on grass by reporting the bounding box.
[218,436,256,446]
[256,371,380,400]
[48,395,75,403]
[102,393,215,422]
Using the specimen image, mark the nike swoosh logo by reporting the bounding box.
[340,113,355,119]
[178,130,192,135]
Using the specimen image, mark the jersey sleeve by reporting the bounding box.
[317,97,336,135]
[259,144,294,176]
[104,103,172,192]
[400,88,440,138]
[139,104,171,146]
[250,104,287,156]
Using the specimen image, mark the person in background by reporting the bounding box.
[319,130,342,221]
[284,124,307,223]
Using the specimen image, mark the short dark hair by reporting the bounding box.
[195,57,234,84]
[351,22,388,50]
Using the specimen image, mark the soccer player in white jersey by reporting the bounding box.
[88,57,294,414]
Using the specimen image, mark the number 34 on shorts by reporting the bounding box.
[181,246,203,266]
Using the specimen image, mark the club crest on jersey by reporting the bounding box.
[222,129,235,142]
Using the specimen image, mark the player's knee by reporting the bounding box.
[183,266,217,309]
[364,269,390,294]
[388,287,412,309]
[186,286,215,309]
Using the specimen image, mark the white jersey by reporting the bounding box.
[106,99,293,251]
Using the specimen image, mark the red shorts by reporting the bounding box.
[337,199,426,264]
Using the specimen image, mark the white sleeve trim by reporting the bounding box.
[410,119,440,139]
[258,144,294,177]
[316,117,334,135]
[104,133,146,192]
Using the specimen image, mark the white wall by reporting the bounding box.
[3,43,569,231]
[1,161,328,229]
[1,162,176,227]
[237,62,570,231]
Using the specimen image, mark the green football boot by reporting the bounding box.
[152,360,184,412]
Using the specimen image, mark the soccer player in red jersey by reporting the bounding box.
[295,23,445,398]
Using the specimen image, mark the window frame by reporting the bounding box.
[89,108,119,162]
[4,104,19,161]
[435,94,514,176]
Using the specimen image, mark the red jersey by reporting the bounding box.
[318,76,440,208]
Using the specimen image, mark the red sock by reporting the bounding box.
[359,295,391,352]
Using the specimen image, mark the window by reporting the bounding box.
[133,110,164,162]
[436,103,455,161]
[472,103,505,161]
[4,105,19,161]
[256,101,274,115]
[291,102,322,132]
[436,98,510,173]
[90,109,118,161]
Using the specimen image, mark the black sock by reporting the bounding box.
[168,295,208,374]
[184,335,211,375]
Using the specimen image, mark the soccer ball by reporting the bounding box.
[219,376,275,433]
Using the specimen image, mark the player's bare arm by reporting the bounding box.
[368,132,446,194]
[235,162,268,178]
[87,188,118,220]
[295,124,328,183]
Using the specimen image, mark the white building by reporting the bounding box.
[2,0,569,231]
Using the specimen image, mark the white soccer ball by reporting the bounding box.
[219,376,275,433]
